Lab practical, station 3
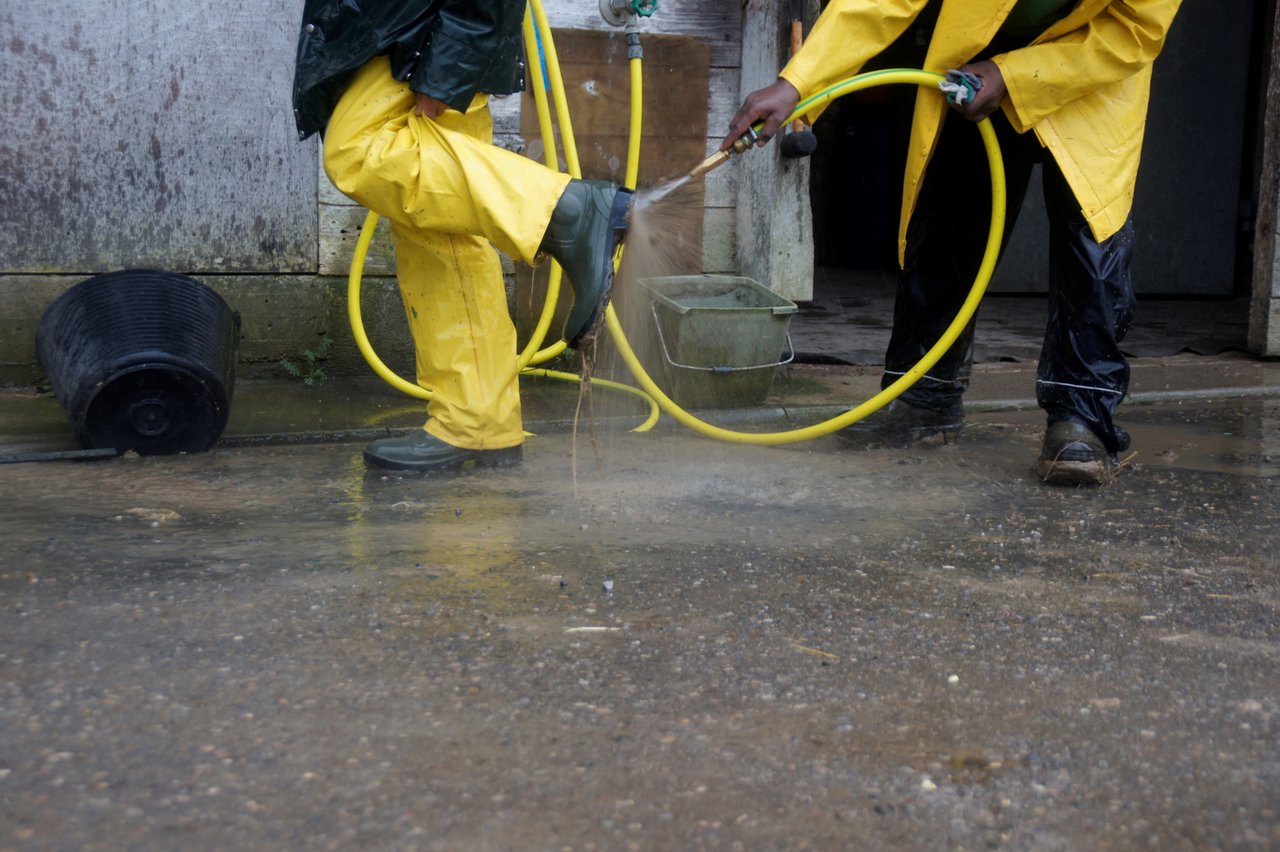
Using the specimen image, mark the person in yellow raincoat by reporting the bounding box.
[293,0,633,473]
[724,0,1182,485]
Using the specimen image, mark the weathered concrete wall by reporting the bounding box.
[1,0,317,274]
[0,0,742,385]
[0,274,418,386]
[1249,0,1280,356]
[0,0,332,384]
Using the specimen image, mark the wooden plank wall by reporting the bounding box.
[735,0,814,301]
[318,0,744,278]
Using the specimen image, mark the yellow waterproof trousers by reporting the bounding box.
[324,57,572,450]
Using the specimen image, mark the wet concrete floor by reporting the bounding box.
[1,394,1278,849]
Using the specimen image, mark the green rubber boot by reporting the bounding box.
[363,431,522,473]
[539,179,634,348]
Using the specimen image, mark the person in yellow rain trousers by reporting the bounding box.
[725,0,1181,486]
[293,0,634,473]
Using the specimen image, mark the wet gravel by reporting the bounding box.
[1,399,1277,849]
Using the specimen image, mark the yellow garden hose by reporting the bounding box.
[516,0,578,368]
[346,0,655,419]
[346,2,1006,445]
[344,205,662,429]
[601,68,1006,445]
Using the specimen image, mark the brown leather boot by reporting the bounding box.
[1033,419,1117,486]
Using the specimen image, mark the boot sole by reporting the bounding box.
[364,445,523,473]
[1032,457,1113,487]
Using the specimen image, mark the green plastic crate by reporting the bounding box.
[636,275,797,409]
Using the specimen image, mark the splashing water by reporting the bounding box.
[569,168,711,441]
[569,174,706,480]
[634,174,691,212]
[621,177,706,286]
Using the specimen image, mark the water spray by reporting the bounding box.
[639,128,761,209]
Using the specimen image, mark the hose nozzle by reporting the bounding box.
[731,126,762,152]
[687,127,761,181]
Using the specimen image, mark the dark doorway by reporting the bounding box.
[801,0,1268,363]
[811,0,1263,296]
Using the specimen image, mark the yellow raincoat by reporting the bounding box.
[779,0,1182,262]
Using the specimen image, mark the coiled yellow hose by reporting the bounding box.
[346,2,1005,445]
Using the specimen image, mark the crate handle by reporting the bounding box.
[650,303,795,373]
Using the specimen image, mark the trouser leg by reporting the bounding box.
[390,219,525,451]
[1036,161,1135,455]
[323,56,533,449]
[323,56,571,263]
[886,112,1038,410]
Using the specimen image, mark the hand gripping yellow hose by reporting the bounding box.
[346,2,1006,446]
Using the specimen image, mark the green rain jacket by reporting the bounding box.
[292,0,527,140]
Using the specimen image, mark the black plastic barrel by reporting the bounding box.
[36,270,240,455]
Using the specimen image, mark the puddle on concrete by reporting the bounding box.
[1124,397,1280,477]
[0,397,1276,848]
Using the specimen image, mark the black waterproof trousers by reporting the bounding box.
[883,110,1136,454]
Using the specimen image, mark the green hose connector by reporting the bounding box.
[601,0,656,26]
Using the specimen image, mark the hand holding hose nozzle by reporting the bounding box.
[691,77,802,183]
[729,126,763,151]
[687,127,761,181]
[660,77,798,200]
